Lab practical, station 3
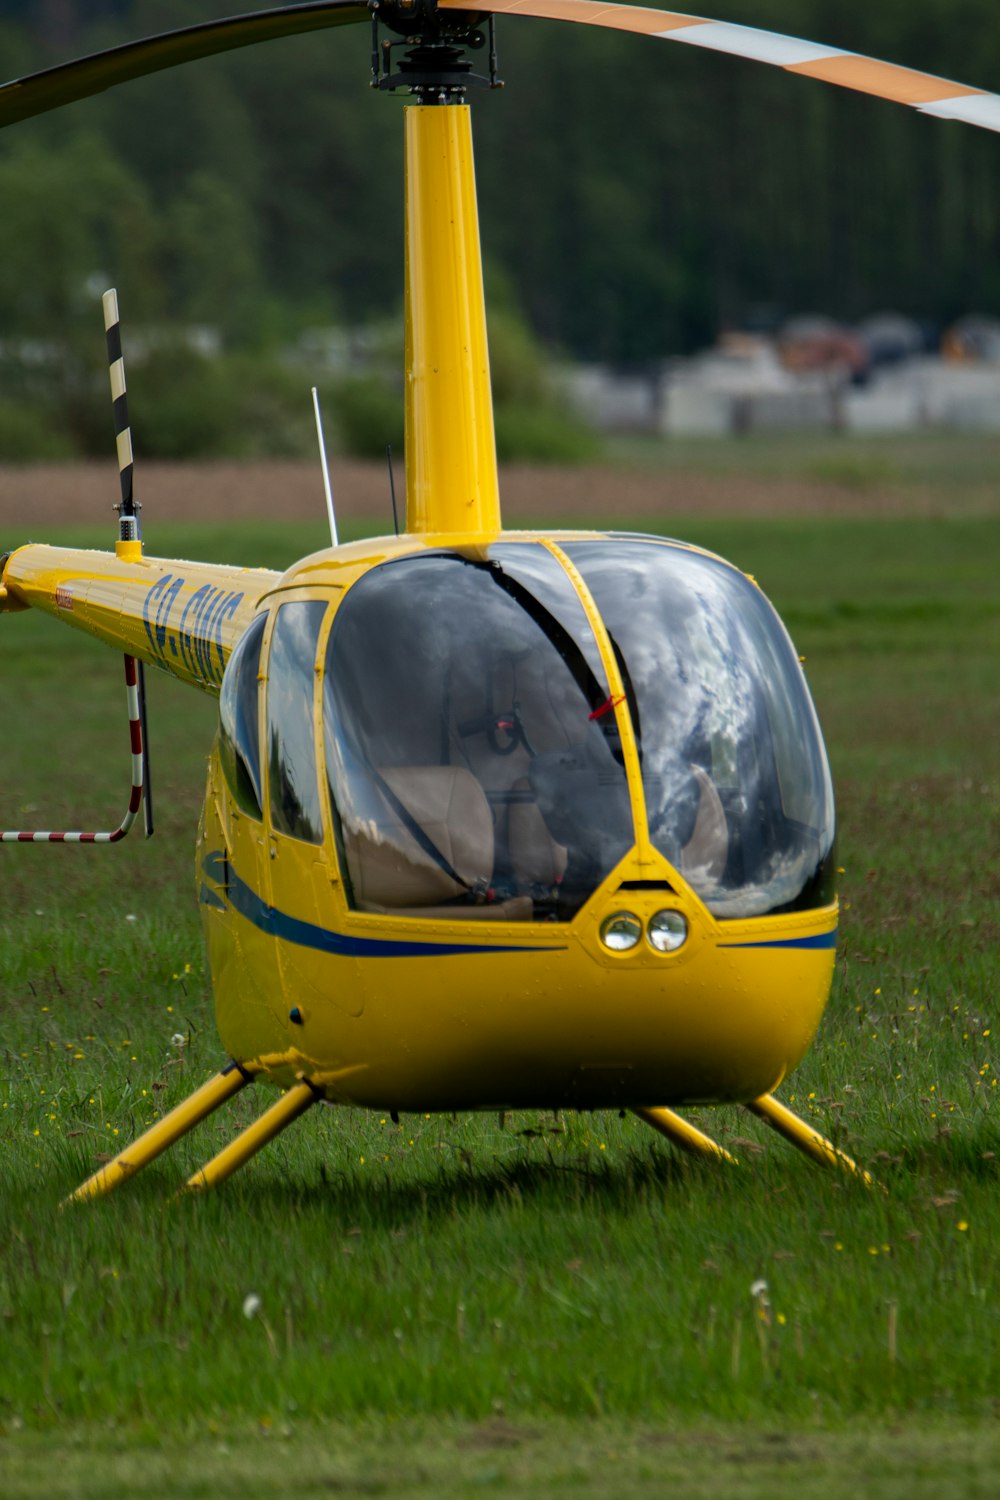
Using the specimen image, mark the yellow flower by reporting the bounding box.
[957,1221,969,1232]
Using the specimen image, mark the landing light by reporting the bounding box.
[647,909,688,954]
[599,912,642,952]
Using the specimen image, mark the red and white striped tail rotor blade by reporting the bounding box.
[439,0,1000,134]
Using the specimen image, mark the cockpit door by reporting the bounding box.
[262,596,363,1020]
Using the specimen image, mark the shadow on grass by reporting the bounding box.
[28,1103,996,1230]
[39,1138,749,1233]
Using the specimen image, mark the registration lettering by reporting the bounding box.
[142,574,244,686]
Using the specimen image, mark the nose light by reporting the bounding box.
[600,911,642,952]
[647,909,688,954]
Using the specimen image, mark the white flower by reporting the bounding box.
[242,1294,261,1319]
[750,1278,769,1300]
[125,913,137,923]
[170,1033,187,1048]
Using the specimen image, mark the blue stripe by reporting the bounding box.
[719,930,838,951]
[201,852,565,959]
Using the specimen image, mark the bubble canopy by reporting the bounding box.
[319,540,835,922]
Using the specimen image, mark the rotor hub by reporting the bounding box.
[371,0,500,98]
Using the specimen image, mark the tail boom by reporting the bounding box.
[1,543,279,693]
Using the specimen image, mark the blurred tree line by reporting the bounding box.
[1,0,999,458]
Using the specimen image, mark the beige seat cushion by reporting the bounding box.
[344,765,494,910]
[506,777,567,888]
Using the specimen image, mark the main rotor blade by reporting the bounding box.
[0,1,368,129]
[442,0,1000,134]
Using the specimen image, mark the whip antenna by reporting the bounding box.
[311,386,339,546]
[386,444,399,536]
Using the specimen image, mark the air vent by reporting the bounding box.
[616,880,676,893]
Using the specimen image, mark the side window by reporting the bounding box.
[219,613,266,818]
[266,600,326,844]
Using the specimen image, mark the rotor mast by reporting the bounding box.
[375,2,502,535]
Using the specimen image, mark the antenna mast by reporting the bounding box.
[311,386,339,547]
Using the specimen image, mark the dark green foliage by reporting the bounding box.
[328,374,405,459]
[4,2,1000,463]
[0,397,73,459]
[127,348,312,460]
[493,400,598,463]
[4,1,1000,371]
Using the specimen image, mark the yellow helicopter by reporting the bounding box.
[1,2,994,1202]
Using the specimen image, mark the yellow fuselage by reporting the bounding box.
[197,529,836,1113]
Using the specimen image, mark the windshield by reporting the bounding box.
[322,548,634,921]
[565,539,835,918]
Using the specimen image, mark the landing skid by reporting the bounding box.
[64,1066,874,1204]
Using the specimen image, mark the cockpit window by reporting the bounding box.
[266,600,326,844]
[323,549,634,921]
[218,612,266,818]
[565,539,836,918]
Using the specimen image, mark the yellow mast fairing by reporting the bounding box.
[0,544,279,693]
[404,103,501,536]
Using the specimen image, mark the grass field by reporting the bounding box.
[1,489,998,1496]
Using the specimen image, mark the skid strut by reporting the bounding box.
[633,1093,874,1186]
[64,1061,256,1204]
[185,1080,321,1193]
[631,1105,739,1165]
[746,1093,875,1187]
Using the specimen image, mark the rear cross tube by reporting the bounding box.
[1,653,143,843]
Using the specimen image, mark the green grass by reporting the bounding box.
[607,427,1000,502]
[1,506,998,1491]
[5,1418,1000,1500]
